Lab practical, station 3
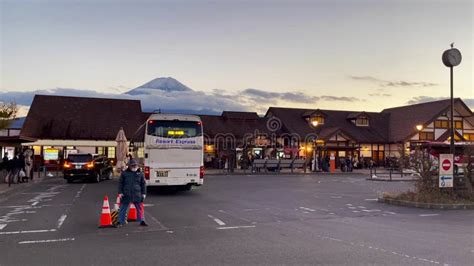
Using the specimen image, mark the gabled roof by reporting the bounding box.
[435,130,465,142]
[221,111,260,120]
[381,98,471,142]
[21,95,144,141]
[301,109,327,118]
[346,111,370,120]
[266,107,389,143]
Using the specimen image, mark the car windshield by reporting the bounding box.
[67,154,93,163]
[147,120,202,138]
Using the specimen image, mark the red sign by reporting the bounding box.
[442,159,451,171]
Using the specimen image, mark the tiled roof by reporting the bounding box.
[200,113,275,140]
[221,111,260,120]
[266,107,389,143]
[21,95,144,141]
[381,98,462,142]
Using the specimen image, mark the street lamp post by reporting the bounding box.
[442,43,462,155]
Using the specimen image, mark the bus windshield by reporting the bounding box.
[147,120,202,138]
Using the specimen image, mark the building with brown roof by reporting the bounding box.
[17,95,474,169]
[266,98,474,166]
[21,95,145,161]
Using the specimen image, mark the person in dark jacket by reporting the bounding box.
[117,159,147,227]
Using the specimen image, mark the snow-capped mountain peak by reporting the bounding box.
[125,77,192,95]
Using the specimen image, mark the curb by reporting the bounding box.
[205,172,367,176]
[378,197,474,210]
[366,178,417,182]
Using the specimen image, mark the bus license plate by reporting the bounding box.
[156,171,168,177]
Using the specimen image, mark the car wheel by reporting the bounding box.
[94,173,100,183]
[182,184,192,191]
[106,171,113,180]
[66,179,73,184]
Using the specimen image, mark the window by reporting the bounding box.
[147,120,202,138]
[97,147,105,155]
[434,120,449,128]
[419,132,434,141]
[463,133,474,141]
[455,121,463,129]
[356,116,369,126]
[67,154,93,163]
[310,115,325,125]
[107,147,116,159]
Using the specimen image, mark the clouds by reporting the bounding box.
[241,89,318,104]
[1,86,367,116]
[240,88,363,105]
[349,75,438,88]
[369,93,392,97]
[0,88,248,115]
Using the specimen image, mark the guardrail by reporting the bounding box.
[369,167,416,181]
[251,159,307,174]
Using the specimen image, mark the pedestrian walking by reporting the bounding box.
[24,149,33,182]
[117,159,148,227]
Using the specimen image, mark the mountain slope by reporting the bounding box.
[125,77,192,95]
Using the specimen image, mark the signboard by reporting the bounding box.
[439,154,453,188]
[43,148,59,161]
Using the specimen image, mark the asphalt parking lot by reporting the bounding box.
[0,173,473,265]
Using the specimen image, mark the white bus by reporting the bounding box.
[139,114,204,190]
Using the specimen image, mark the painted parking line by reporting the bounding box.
[208,215,226,226]
[0,229,57,235]
[18,238,75,245]
[57,214,67,229]
[0,224,6,230]
[299,207,316,212]
[365,199,378,201]
[362,209,381,212]
[419,214,439,217]
[217,225,256,230]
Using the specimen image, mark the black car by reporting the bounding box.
[63,154,113,183]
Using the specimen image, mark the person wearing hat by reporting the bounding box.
[117,159,148,227]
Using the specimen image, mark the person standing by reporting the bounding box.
[24,149,33,182]
[117,159,148,227]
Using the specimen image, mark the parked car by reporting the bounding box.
[63,153,113,183]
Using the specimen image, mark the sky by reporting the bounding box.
[1,0,473,115]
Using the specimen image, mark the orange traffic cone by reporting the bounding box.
[114,194,121,211]
[99,196,114,228]
[127,203,137,221]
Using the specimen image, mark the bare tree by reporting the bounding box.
[461,145,474,194]
[0,101,18,130]
[400,145,437,194]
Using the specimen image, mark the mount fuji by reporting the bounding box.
[125,77,193,95]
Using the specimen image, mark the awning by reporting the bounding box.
[0,136,37,146]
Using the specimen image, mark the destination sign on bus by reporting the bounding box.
[167,130,185,136]
[155,139,197,145]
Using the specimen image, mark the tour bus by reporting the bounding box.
[137,114,204,190]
